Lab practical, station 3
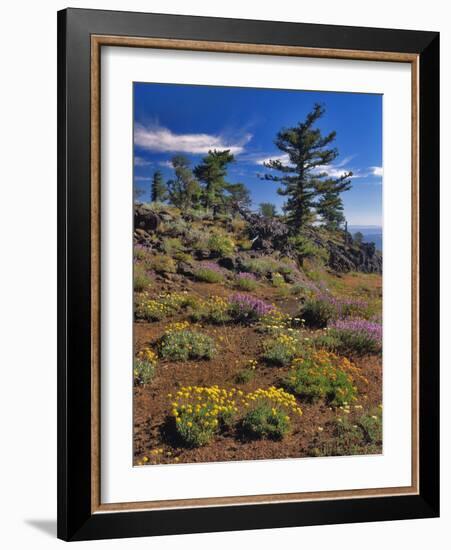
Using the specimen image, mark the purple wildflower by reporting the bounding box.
[229,293,275,318]
[316,294,368,318]
[198,262,223,273]
[328,318,382,344]
[237,272,257,281]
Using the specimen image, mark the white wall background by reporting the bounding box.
[0,0,448,547]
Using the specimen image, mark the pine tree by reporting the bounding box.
[193,150,235,211]
[224,182,251,214]
[259,202,277,218]
[167,155,201,209]
[150,170,167,203]
[262,103,352,233]
[315,171,352,229]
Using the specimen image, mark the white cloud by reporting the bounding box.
[253,153,357,179]
[370,166,383,177]
[315,165,360,179]
[134,156,151,166]
[253,153,291,166]
[134,176,151,181]
[158,160,173,168]
[134,123,252,155]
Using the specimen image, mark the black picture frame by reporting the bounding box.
[57,7,439,541]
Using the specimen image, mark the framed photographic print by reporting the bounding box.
[57,8,439,541]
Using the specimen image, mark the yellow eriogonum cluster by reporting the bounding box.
[168,385,302,446]
[137,347,157,366]
[243,386,303,417]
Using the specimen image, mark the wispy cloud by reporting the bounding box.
[370,166,383,177]
[253,153,291,166]
[251,153,358,179]
[134,123,252,155]
[248,152,382,182]
[134,156,152,167]
[134,176,151,181]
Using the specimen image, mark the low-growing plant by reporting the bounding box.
[235,272,258,291]
[189,295,232,324]
[271,272,285,288]
[236,238,253,251]
[285,349,366,406]
[174,251,194,264]
[262,332,303,366]
[258,308,291,331]
[300,295,371,328]
[162,237,184,256]
[229,293,275,323]
[235,360,258,384]
[241,257,280,276]
[135,291,197,321]
[325,319,382,355]
[300,297,337,328]
[146,254,177,274]
[241,387,302,440]
[134,244,150,261]
[159,328,215,361]
[235,368,256,384]
[242,404,291,440]
[206,233,235,257]
[308,408,382,457]
[169,386,238,447]
[193,263,224,283]
[230,217,247,234]
[134,347,157,385]
[134,264,152,293]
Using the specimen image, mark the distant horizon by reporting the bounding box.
[134,83,382,226]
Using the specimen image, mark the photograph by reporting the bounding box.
[132,82,383,465]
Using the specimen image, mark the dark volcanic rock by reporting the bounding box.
[134,204,161,233]
[328,241,382,273]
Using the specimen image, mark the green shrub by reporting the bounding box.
[235,274,258,291]
[271,272,286,288]
[206,233,235,257]
[174,251,193,264]
[237,238,253,251]
[134,348,157,385]
[162,237,184,256]
[159,329,215,361]
[235,278,258,291]
[170,385,237,447]
[241,257,279,276]
[262,332,303,366]
[235,368,256,384]
[300,298,337,328]
[288,234,328,264]
[285,350,358,406]
[134,245,150,261]
[135,292,198,321]
[316,329,381,355]
[193,267,224,283]
[189,296,232,324]
[147,254,177,274]
[134,265,152,292]
[242,404,291,440]
[308,409,382,457]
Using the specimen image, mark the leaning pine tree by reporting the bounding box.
[262,103,352,233]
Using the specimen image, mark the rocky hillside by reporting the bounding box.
[134,203,382,276]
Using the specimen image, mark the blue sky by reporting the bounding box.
[134,83,382,226]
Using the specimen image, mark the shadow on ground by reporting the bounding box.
[25,519,57,538]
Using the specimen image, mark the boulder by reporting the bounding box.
[134,204,161,233]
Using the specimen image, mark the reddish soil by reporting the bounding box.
[133,277,382,466]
